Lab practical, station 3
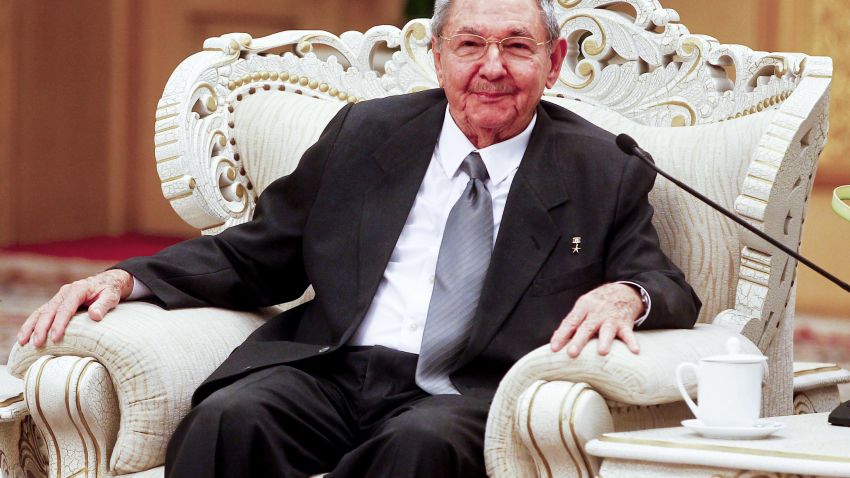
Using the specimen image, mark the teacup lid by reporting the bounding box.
[703,337,767,364]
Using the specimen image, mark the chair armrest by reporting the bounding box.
[7,302,270,474]
[484,324,758,477]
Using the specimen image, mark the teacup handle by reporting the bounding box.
[675,362,700,420]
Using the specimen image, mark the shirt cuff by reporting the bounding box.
[126,276,152,301]
[616,281,651,327]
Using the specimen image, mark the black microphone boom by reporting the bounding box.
[615,133,850,294]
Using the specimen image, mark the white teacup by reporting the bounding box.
[675,337,767,428]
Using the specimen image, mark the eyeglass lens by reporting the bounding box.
[447,34,541,59]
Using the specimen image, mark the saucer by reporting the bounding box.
[681,419,785,440]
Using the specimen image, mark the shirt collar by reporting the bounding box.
[435,107,536,185]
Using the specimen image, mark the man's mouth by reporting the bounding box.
[473,91,507,97]
[470,87,515,102]
[469,82,516,97]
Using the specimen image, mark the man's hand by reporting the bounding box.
[550,283,644,358]
[17,269,133,347]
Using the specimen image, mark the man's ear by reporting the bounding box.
[432,37,445,87]
[545,37,567,89]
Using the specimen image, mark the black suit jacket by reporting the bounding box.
[118,89,700,405]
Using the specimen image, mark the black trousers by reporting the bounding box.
[165,346,489,478]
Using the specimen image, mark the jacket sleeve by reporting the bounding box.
[604,153,702,329]
[116,103,354,310]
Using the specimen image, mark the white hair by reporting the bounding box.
[431,0,560,52]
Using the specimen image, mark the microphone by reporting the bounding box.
[615,133,850,294]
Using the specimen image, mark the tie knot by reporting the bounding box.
[462,152,489,182]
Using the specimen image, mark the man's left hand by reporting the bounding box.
[549,283,644,358]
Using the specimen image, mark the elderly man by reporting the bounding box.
[18,0,700,475]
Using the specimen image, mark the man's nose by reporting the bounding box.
[479,43,508,78]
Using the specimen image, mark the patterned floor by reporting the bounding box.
[795,314,850,401]
[1,251,849,400]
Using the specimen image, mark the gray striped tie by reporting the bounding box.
[416,152,493,395]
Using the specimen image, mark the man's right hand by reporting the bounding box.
[17,269,133,347]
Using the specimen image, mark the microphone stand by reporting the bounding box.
[615,134,850,294]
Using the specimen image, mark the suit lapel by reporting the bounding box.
[457,104,570,367]
[350,96,448,333]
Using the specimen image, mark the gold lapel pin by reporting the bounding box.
[571,236,581,254]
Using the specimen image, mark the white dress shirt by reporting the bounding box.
[129,107,650,351]
[349,108,534,353]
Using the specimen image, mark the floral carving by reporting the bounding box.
[792,392,816,415]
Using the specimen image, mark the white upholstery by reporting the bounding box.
[493,325,760,408]
[6,2,846,477]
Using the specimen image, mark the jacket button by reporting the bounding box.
[318,346,331,353]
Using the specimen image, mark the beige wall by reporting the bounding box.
[1,0,847,315]
[0,0,404,242]
[3,1,113,242]
[0,1,14,245]
[798,190,850,316]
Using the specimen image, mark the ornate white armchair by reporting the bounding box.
[7,1,849,477]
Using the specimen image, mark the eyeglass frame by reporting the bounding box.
[438,33,552,60]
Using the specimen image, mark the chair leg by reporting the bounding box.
[24,356,120,478]
[514,380,613,478]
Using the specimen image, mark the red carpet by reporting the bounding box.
[0,233,187,262]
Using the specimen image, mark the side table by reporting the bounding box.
[586,413,850,478]
[0,366,46,478]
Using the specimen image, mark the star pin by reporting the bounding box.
[571,236,582,254]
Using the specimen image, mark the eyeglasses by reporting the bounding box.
[440,33,550,61]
